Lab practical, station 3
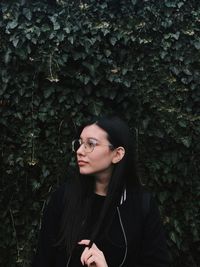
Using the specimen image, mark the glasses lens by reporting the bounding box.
[85,140,96,153]
[72,139,80,152]
[72,139,97,153]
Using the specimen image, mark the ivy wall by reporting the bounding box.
[0,0,199,266]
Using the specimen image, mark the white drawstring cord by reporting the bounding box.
[117,206,128,267]
[66,253,72,267]
[120,188,127,205]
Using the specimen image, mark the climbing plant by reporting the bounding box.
[0,0,199,266]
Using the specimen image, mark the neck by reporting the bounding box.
[94,175,110,196]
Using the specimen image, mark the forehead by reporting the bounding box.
[80,124,108,140]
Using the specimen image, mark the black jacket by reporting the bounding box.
[32,184,170,267]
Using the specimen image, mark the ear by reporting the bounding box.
[112,147,125,164]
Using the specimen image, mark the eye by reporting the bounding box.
[87,139,97,148]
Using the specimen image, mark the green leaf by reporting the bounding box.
[44,88,55,98]
[53,21,60,31]
[194,42,200,50]
[68,36,74,44]
[8,20,18,29]
[12,38,19,47]
[180,137,192,148]
[110,37,117,46]
[105,49,111,57]
[64,26,71,34]
[23,8,32,21]
[42,24,51,32]
[178,120,187,128]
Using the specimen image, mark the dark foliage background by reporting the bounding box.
[0,0,199,266]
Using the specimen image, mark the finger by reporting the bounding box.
[80,248,97,265]
[78,239,90,246]
[86,253,104,266]
[79,239,91,265]
[81,247,101,265]
[86,255,96,266]
[78,239,94,248]
[82,247,104,266]
[80,246,89,265]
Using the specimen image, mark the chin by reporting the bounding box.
[79,167,92,175]
[79,168,94,175]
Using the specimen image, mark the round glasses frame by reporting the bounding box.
[72,139,113,153]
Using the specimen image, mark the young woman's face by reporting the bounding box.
[76,124,116,180]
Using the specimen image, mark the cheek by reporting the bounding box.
[79,152,113,174]
[91,152,113,169]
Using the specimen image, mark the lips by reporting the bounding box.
[78,160,88,166]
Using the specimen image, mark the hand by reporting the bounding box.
[78,239,108,267]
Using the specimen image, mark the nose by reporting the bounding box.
[76,143,85,155]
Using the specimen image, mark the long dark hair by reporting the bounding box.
[56,115,140,255]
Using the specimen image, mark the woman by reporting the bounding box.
[33,116,170,267]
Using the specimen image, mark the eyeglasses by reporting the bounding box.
[72,138,113,153]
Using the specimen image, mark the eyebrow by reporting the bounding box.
[79,137,99,141]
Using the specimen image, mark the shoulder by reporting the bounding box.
[46,177,80,209]
[126,186,152,205]
[47,182,66,204]
[42,184,65,220]
[127,187,164,227]
[44,180,74,216]
[123,186,159,219]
